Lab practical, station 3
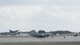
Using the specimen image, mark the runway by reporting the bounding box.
[0,36,79,43]
[0,36,80,45]
[0,42,80,45]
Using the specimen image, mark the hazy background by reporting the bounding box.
[0,0,80,32]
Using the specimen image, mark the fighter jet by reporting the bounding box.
[1,29,20,35]
[9,29,19,33]
[74,34,78,37]
[29,30,50,38]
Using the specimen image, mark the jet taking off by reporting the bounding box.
[29,30,50,38]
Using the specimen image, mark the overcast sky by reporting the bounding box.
[0,0,80,32]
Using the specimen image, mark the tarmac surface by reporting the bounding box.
[0,42,80,45]
[0,36,80,45]
[0,36,80,43]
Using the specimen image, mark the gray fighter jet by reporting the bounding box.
[1,29,20,35]
[29,30,50,38]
